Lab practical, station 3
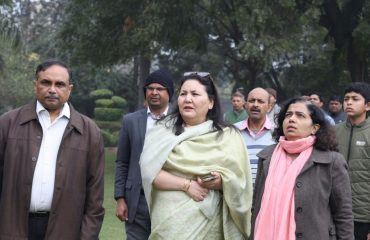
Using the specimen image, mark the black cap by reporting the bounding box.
[143,69,174,100]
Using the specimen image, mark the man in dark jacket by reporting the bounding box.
[335,82,370,240]
[114,69,174,239]
[0,59,105,239]
[328,95,347,124]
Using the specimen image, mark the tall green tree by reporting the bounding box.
[319,0,370,82]
[58,0,369,103]
[298,0,370,82]
[0,0,34,112]
[58,1,308,88]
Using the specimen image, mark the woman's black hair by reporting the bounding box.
[164,73,231,136]
[273,97,338,151]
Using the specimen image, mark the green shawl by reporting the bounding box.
[140,119,252,239]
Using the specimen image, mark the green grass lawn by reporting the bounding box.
[99,148,126,239]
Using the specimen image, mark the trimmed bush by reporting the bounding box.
[90,89,113,99]
[96,120,122,132]
[112,96,127,108]
[94,108,122,121]
[95,99,114,108]
[101,129,118,147]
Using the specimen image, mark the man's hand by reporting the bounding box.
[115,198,129,222]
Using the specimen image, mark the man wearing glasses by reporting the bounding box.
[114,69,174,239]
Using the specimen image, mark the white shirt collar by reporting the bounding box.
[36,101,71,119]
[147,105,169,120]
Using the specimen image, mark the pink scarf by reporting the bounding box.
[254,135,316,240]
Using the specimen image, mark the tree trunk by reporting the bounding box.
[136,55,151,109]
[245,57,259,90]
[347,39,369,83]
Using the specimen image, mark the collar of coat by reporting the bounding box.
[18,100,84,135]
[345,116,370,129]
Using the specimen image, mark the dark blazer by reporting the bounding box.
[251,145,354,240]
[114,108,148,223]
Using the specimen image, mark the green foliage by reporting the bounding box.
[91,87,126,148]
[95,99,114,108]
[111,96,127,108]
[69,64,136,117]
[352,21,370,57]
[57,0,370,105]
[96,120,122,132]
[90,89,113,99]
[0,0,12,5]
[100,129,119,147]
[0,43,35,110]
[0,18,22,53]
[99,149,126,239]
[94,108,122,121]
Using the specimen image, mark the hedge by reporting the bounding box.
[101,129,119,147]
[112,96,127,108]
[90,89,113,99]
[94,108,122,121]
[96,120,122,132]
[95,99,114,108]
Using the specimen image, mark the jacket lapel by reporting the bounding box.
[138,109,147,145]
[300,149,331,175]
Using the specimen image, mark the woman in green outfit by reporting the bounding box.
[140,72,252,240]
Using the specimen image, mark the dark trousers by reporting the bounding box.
[354,221,370,240]
[125,192,151,240]
[28,213,49,240]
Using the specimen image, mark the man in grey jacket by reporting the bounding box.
[335,82,370,240]
[114,69,174,239]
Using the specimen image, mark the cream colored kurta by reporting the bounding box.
[140,120,253,240]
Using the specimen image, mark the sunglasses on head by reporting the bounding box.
[183,72,210,78]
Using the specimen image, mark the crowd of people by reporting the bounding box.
[0,59,369,239]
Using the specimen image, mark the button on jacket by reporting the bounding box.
[251,145,354,240]
[0,101,105,240]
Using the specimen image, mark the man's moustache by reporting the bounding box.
[45,96,59,99]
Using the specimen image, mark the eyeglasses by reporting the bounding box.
[144,86,168,92]
[183,72,210,78]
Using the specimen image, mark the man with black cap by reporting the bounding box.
[114,69,174,239]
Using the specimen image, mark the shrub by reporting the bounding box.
[94,108,122,121]
[112,96,127,108]
[90,89,113,99]
[96,120,122,132]
[95,99,114,107]
[101,129,118,147]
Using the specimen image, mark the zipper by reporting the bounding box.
[347,125,354,161]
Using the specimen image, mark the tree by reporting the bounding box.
[58,0,152,106]
[0,0,22,72]
[319,0,370,82]
[0,1,34,112]
[58,0,369,104]
[298,0,370,82]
